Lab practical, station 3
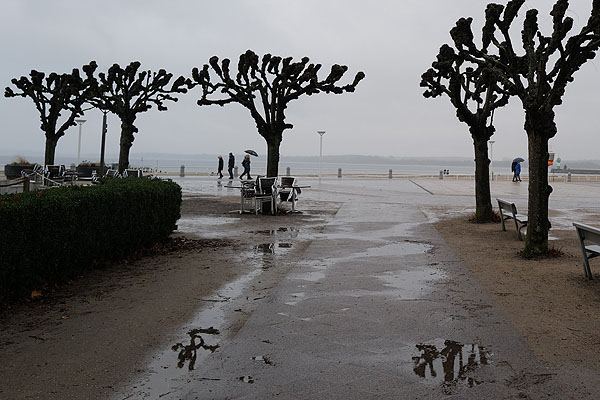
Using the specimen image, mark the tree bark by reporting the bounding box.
[523,112,553,257]
[44,135,57,166]
[472,133,494,222]
[265,135,282,177]
[118,116,136,173]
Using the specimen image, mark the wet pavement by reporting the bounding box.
[117,176,600,399]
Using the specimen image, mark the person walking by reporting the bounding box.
[228,153,235,179]
[217,155,224,179]
[514,162,522,182]
[240,154,252,180]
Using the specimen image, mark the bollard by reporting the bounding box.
[439,170,444,180]
[234,166,239,178]
[568,172,572,182]
[180,165,185,177]
[23,178,30,192]
[286,167,291,176]
[337,168,342,178]
[70,163,76,170]
[388,169,393,179]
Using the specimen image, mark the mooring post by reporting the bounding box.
[439,170,444,180]
[234,166,238,178]
[337,168,342,178]
[286,167,291,176]
[568,172,572,182]
[180,165,185,177]
[23,178,30,192]
[388,169,393,179]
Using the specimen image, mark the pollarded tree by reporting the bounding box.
[189,50,365,177]
[421,43,509,222]
[87,62,187,172]
[5,62,98,165]
[454,0,600,256]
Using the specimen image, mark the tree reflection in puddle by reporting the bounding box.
[412,340,489,393]
[171,327,220,370]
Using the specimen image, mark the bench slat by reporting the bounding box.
[586,244,600,256]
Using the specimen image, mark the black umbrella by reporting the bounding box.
[513,157,525,163]
[245,150,258,157]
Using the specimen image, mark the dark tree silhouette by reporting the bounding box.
[189,50,365,177]
[88,62,187,172]
[421,44,509,222]
[5,62,98,165]
[453,0,600,256]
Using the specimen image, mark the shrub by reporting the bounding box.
[0,178,181,301]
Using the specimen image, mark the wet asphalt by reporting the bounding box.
[118,177,600,399]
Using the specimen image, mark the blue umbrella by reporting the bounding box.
[513,157,525,163]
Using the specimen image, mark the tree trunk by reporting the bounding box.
[265,135,282,177]
[118,116,136,173]
[472,133,494,222]
[523,115,553,257]
[44,135,58,166]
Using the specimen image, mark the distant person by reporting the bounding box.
[240,154,252,180]
[514,162,522,182]
[228,153,235,179]
[217,155,224,179]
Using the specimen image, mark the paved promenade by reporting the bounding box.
[119,177,600,399]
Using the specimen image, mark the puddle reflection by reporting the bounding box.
[172,327,220,370]
[254,242,293,255]
[412,340,489,393]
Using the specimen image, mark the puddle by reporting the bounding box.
[412,339,489,393]
[120,268,263,398]
[253,242,293,255]
[252,355,274,365]
[248,227,300,235]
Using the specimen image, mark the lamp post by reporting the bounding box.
[488,140,495,181]
[317,130,326,179]
[76,119,87,164]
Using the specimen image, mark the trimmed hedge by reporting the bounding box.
[0,178,181,301]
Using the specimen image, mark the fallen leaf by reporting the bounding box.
[31,290,43,300]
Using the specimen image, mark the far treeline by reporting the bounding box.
[4,51,364,177]
[421,0,600,257]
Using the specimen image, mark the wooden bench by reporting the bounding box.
[497,198,528,241]
[573,222,600,280]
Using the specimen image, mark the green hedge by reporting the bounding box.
[0,178,181,301]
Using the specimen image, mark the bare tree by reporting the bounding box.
[421,44,509,222]
[88,62,187,172]
[5,62,98,165]
[188,50,365,177]
[453,0,600,256]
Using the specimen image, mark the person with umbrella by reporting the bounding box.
[239,150,258,180]
[512,157,524,182]
[240,154,252,180]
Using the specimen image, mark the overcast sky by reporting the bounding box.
[1,0,599,163]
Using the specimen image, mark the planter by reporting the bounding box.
[4,164,34,180]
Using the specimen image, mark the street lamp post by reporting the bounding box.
[317,130,326,179]
[76,119,87,164]
[488,140,495,181]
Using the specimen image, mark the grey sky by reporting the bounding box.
[1,0,599,162]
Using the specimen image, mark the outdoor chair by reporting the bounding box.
[255,177,278,215]
[43,164,66,186]
[279,176,297,202]
[240,180,256,213]
[124,169,143,178]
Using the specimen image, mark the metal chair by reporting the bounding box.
[255,177,278,215]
